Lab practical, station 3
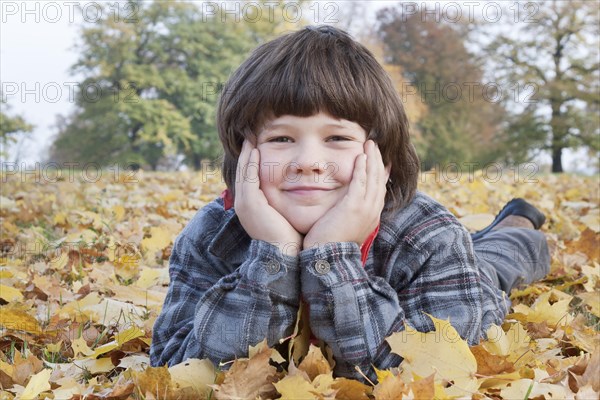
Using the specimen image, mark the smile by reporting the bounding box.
[284,188,334,198]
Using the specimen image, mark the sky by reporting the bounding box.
[0,1,595,173]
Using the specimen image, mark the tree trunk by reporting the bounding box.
[551,146,563,173]
[192,153,202,170]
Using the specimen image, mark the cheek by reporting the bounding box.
[258,154,284,189]
[334,154,360,184]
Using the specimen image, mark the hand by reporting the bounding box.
[303,140,390,249]
[234,139,304,257]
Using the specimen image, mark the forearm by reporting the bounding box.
[151,238,301,367]
[299,242,404,382]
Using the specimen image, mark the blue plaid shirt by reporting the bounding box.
[150,191,509,382]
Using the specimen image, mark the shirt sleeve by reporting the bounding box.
[150,232,300,368]
[299,242,405,383]
[299,226,484,383]
[395,226,484,345]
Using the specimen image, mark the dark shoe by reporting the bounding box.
[470,198,546,241]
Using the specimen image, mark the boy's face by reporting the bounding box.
[256,112,367,235]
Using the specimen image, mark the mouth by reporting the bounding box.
[284,187,335,197]
[285,186,334,192]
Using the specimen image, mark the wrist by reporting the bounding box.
[271,240,302,257]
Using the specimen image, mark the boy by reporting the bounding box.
[150,25,550,382]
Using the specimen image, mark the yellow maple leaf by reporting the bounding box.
[0,306,41,334]
[91,326,145,358]
[111,204,126,221]
[135,267,164,289]
[373,366,394,384]
[0,284,23,302]
[386,315,478,397]
[483,323,534,366]
[20,368,51,400]
[72,336,94,357]
[141,227,172,255]
[169,358,216,397]
[581,263,599,292]
[74,357,115,374]
[577,292,600,318]
[274,374,322,399]
[45,341,63,353]
[499,378,566,399]
[114,254,141,281]
[513,290,573,326]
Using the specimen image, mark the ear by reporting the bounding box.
[385,163,392,181]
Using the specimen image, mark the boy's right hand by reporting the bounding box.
[234,139,303,257]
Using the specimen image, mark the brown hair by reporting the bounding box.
[217,25,419,213]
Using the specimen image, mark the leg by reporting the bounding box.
[473,228,550,293]
[491,215,534,230]
[470,199,550,293]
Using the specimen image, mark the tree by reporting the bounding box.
[49,0,311,170]
[377,6,507,170]
[485,0,599,173]
[0,94,34,159]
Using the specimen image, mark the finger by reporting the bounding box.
[376,148,389,207]
[370,143,388,210]
[346,152,367,201]
[365,140,380,195]
[245,147,261,192]
[236,140,254,198]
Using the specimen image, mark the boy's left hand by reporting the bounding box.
[303,140,390,250]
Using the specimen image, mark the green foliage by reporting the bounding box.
[0,95,34,157]
[377,7,507,170]
[484,0,600,172]
[49,0,309,170]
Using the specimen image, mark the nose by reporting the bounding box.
[288,141,326,177]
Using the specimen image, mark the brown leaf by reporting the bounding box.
[372,373,407,400]
[288,300,311,366]
[408,373,435,400]
[568,352,589,393]
[298,344,332,381]
[331,377,373,400]
[581,349,600,392]
[132,365,173,399]
[526,321,553,338]
[471,344,515,376]
[105,380,135,400]
[12,350,44,386]
[567,228,599,259]
[211,345,279,400]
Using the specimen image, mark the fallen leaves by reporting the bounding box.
[210,342,280,400]
[0,170,598,399]
[386,315,478,397]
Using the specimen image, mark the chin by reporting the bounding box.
[287,216,318,236]
[290,220,313,235]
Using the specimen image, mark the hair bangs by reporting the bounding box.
[217,25,419,212]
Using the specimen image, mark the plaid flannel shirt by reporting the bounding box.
[150,191,509,382]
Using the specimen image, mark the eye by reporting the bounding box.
[327,136,351,142]
[268,136,292,143]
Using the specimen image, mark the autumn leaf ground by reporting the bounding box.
[0,169,598,399]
